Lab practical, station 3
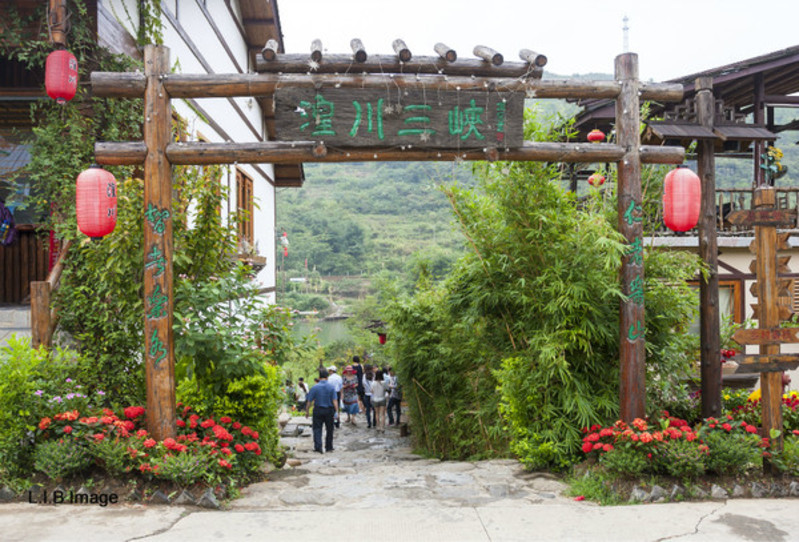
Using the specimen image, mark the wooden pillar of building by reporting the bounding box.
[48,0,67,46]
[696,77,722,418]
[143,45,176,441]
[615,53,646,421]
[753,74,766,186]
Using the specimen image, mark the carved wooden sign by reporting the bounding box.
[274,88,524,148]
[733,327,799,345]
[727,209,797,227]
[736,354,799,373]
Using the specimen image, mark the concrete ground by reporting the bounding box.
[0,305,30,348]
[3,412,799,541]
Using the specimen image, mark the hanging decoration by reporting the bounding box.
[45,49,78,104]
[378,332,387,345]
[76,165,117,239]
[662,165,701,232]
[588,172,606,187]
[587,129,605,143]
[280,231,289,257]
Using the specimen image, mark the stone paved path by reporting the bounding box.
[233,413,570,510]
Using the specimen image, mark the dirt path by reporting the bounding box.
[233,414,570,510]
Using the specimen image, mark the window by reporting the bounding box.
[236,168,254,247]
[687,280,743,334]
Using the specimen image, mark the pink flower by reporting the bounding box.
[136,429,148,438]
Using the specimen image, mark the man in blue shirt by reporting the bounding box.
[305,368,339,453]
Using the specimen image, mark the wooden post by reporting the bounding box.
[696,76,722,418]
[434,43,457,62]
[310,39,323,63]
[616,53,646,421]
[48,0,67,46]
[754,187,784,468]
[143,45,176,441]
[30,281,51,349]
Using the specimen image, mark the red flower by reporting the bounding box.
[599,428,614,438]
[39,417,51,430]
[143,438,157,448]
[232,422,241,430]
[244,441,258,451]
[136,429,148,438]
[632,418,648,431]
[139,463,152,472]
[100,416,115,425]
[722,423,733,432]
[220,416,232,424]
[221,448,232,456]
[63,425,73,434]
[201,418,215,429]
[251,431,259,440]
[573,496,585,501]
[218,459,232,469]
[122,420,135,431]
[639,432,653,443]
[235,444,245,453]
[585,433,600,442]
[602,443,613,452]
[176,420,186,428]
[124,406,145,419]
[189,420,197,429]
[213,425,234,441]
[592,443,603,451]
[93,433,105,442]
[79,417,99,424]
[163,437,178,450]
[241,426,253,437]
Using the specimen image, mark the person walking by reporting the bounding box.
[341,365,360,425]
[295,377,308,411]
[305,368,338,453]
[352,355,365,410]
[362,365,376,428]
[327,365,343,428]
[387,367,402,426]
[371,370,388,433]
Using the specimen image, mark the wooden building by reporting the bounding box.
[0,0,303,304]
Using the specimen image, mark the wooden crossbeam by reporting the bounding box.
[94,140,685,166]
[91,72,683,102]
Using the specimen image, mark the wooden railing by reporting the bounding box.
[30,239,71,349]
[652,188,799,236]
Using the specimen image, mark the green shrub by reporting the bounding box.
[33,440,92,479]
[599,446,649,478]
[653,438,706,479]
[90,437,133,476]
[702,430,760,475]
[152,451,215,487]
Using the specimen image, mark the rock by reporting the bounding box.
[286,459,302,467]
[669,485,685,501]
[538,492,556,499]
[172,490,196,506]
[732,484,746,498]
[770,483,785,498]
[750,482,769,498]
[487,484,510,498]
[789,481,799,497]
[692,486,709,499]
[26,484,43,502]
[278,413,291,428]
[0,486,16,502]
[75,486,90,496]
[197,489,221,509]
[149,490,171,504]
[649,485,666,503]
[127,488,144,502]
[711,485,729,499]
[629,487,648,503]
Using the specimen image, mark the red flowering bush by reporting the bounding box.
[33,402,267,486]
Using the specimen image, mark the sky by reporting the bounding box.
[277,0,799,82]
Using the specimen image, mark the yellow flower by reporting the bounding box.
[749,388,761,402]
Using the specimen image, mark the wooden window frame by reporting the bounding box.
[236,168,254,246]
[688,279,743,324]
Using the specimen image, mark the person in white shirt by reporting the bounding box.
[362,365,376,428]
[327,365,344,427]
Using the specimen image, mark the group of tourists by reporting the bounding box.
[301,356,402,454]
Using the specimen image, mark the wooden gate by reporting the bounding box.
[0,225,48,304]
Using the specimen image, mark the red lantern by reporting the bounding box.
[283,246,288,257]
[663,165,701,232]
[378,332,387,345]
[587,129,605,143]
[588,173,606,187]
[76,165,117,239]
[45,49,78,104]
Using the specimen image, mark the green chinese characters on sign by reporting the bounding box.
[149,329,168,368]
[147,283,169,319]
[626,237,643,266]
[627,321,646,342]
[298,94,336,136]
[495,101,507,144]
[628,275,644,305]
[349,99,384,139]
[145,244,166,277]
[145,203,170,234]
[448,99,485,141]
[623,200,643,226]
[398,104,436,137]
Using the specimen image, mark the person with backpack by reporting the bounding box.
[387,367,402,426]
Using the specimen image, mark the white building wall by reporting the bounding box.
[99,0,276,300]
